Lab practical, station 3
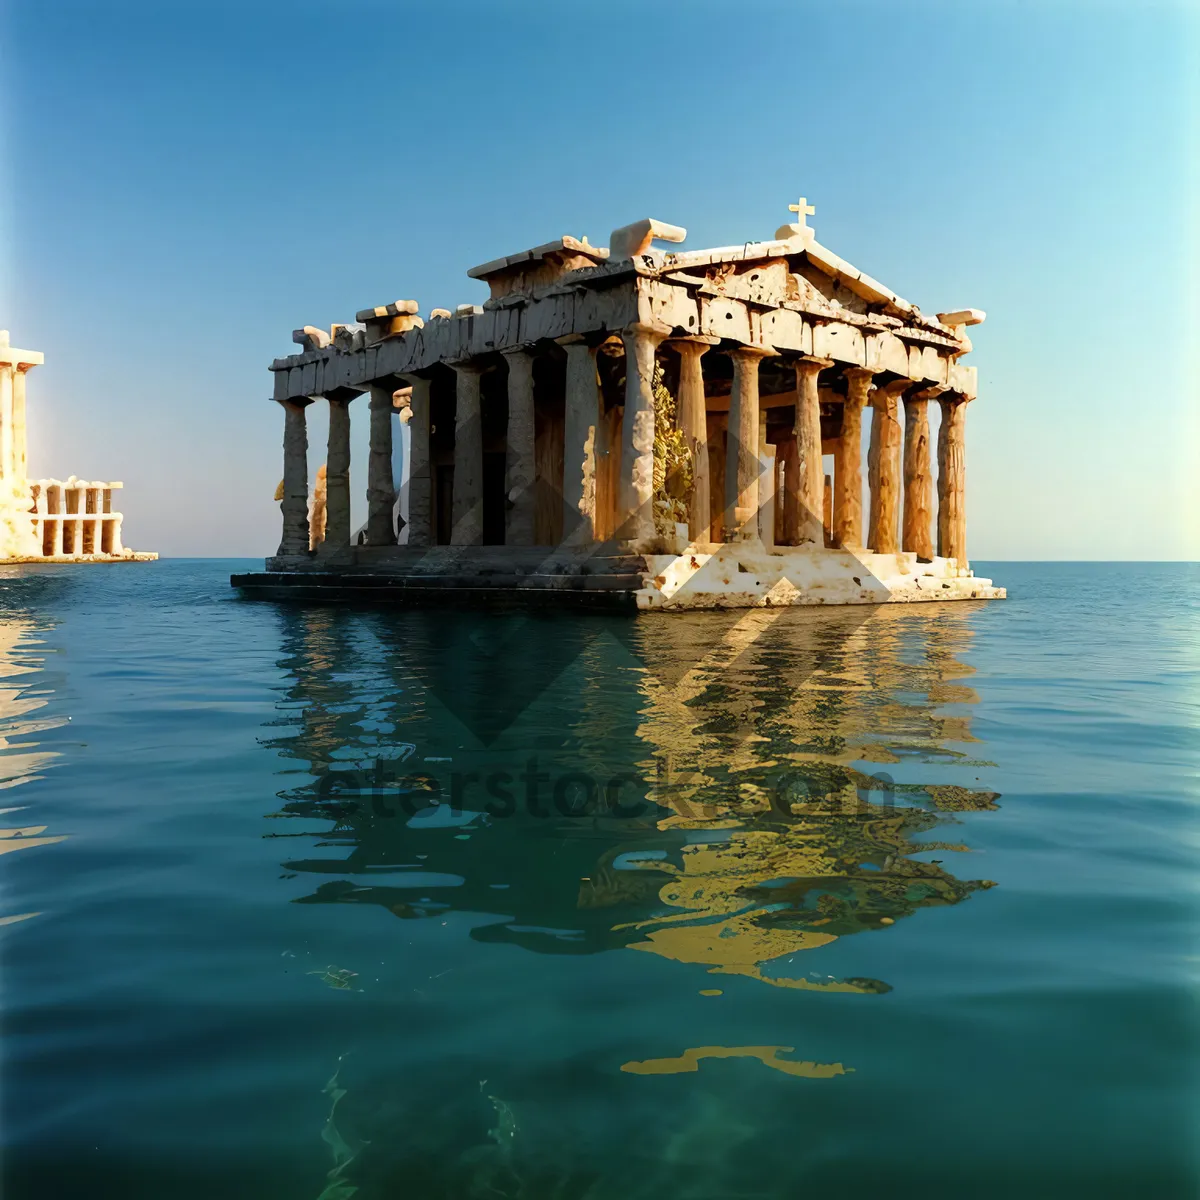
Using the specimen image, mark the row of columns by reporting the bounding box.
[276,333,969,563]
[708,342,969,561]
[33,514,124,556]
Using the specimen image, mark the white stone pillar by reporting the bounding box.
[502,349,537,546]
[667,338,716,543]
[618,324,667,545]
[724,346,773,541]
[324,397,353,550]
[0,366,12,480]
[366,384,396,546]
[402,376,432,547]
[277,400,310,557]
[793,356,832,545]
[558,337,601,545]
[12,367,27,480]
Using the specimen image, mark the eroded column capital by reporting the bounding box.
[938,388,973,406]
[870,378,911,408]
[664,334,720,356]
[841,366,877,408]
[910,384,947,404]
[725,343,776,362]
[795,354,834,375]
[622,320,672,343]
[556,337,599,366]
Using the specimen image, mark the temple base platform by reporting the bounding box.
[231,544,1004,611]
[1,552,158,564]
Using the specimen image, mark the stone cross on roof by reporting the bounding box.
[789,197,815,227]
[775,195,818,242]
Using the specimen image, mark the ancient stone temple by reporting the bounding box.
[233,202,1003,609]
[0,331,155,562]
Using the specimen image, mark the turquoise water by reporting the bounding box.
[1,561,1196,1198]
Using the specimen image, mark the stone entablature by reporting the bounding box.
[249,200,1002,610]
[269,233,979,405]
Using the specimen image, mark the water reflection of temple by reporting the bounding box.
[263,602,1000,993]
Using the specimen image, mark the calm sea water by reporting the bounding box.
[0,560,1196,1198]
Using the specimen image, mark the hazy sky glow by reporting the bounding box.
[1,0,1195,558]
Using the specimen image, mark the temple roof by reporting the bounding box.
[455,208,981,338]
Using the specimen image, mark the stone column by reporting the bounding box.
[277,399,311,557]
[0,365,11,480]
[619,323,667,544]
[834,368,874,549]
[502,349,537,546]
[793,356,833,545]
[450,363,485,546]
[724,346,773,542]
[12,367,27,480]
[667,337,716,543]
[903,387,939,560]
[558,337,601,545]
[938,393,968,563]
[29,485,43,555]
[403,376,432,547]
[779,438,800,544]
[757,406,777,550]
[866,380,907,554]
[366,384,396,546]
[324,397,353,550]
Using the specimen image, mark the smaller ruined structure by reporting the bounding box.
[0,331,155,563]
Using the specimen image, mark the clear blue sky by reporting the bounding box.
[2,0,1195,558]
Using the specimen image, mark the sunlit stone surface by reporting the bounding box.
[235,200,1002,608]
[0,332,155,563]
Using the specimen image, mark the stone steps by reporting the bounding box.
[267,548,647,578]
[231,570,642,609]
